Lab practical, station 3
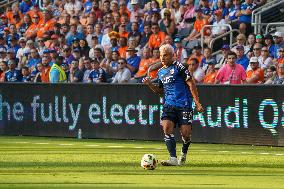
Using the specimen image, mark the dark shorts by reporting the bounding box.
[161,105,193,127]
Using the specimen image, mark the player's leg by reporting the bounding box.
[177,108,193,165]
[178,124,192,165]
[161,119,179,166]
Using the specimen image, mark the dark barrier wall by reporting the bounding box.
[0,83,283,146]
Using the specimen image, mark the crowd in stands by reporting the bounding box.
[0,0,283,84]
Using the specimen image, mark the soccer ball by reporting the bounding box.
[141,154,158,170]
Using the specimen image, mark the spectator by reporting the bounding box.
[204,10,227,47]
[148,23,166,50]
[246,57,264,84]
[271,63,284,84]
[126,47,141,77]
[203,59,218,84]
[25,13,41,39]
[273,31,284,59]
[22,66,32,82]
[64,0,82,16]
[131,47,152,83]
[82,57,92,83]
[188,44,203,64]
[109,31,120,51]
[88,59,106,83]
[236,0,255,35]
[140,22,152,49]
[263,34,277,58]
[259,46,274,69]
[232,34,250,54]
[246,33,256,56]
[112,58,131,83]
[251,43,262,61]
[264,65,277,84]
[183,8,209,49]
[200,47,214,69]
[37,10,55,38]
[69,60,84,82]
[215,51,247,84]
[255,34,264,45]
[0,61,8,82]
[41,56,51,83]
[118,37,128,59]
[4,60,23,82]
[178,0,195,39]
[276,47,284,65]
[227,0,241,24]
[49,56,67,83]
[27,48,41,69]
[188,58,205,83]
[216,44,230,68]
[159,9,177,37]
[34,62,43,82]
[236,45,249,70]
[174,37,188,64]
[0,47,7,62]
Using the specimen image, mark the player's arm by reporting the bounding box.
[176,61,204,112]
[186,78,204,112]
[143,77,164,96]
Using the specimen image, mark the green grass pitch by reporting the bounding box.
[0,136,284,189]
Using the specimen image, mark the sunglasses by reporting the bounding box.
[33,17,39,19]
[261,50,268,52]
[279,50,284,52]
[118,62,125,64]
[253,48,261,50]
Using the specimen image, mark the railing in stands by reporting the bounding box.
[0,0,17,8]
[265,22,284,34]
[0,0,17,9]
[252,0,284,34]
[209,29,240,50]
[201,24,232,52]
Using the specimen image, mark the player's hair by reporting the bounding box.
[159,44,174,55]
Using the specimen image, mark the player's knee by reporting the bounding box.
[182,136,191,144]
[163,127,172,135]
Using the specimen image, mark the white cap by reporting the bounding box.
[131,0,138,4]
[274,31,284,38]
[0,47,6,53]
[19,37,27,41]
[250,57,258,63]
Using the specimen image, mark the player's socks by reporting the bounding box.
[164,134,177,158]
[181,137,191,154]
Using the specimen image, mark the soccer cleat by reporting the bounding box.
[161,157,179,166]
[178,153,187,166]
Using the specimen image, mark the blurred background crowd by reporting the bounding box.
[0,0,283,84]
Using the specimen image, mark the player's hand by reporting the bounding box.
[142,77,151,84]
[195,102,204,113]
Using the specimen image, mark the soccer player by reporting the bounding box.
[143,44,204,166]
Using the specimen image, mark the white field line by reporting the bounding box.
[59,144,74,146]
[108,146,124,148]
[85,144,100,147]
[34,143,50,145]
